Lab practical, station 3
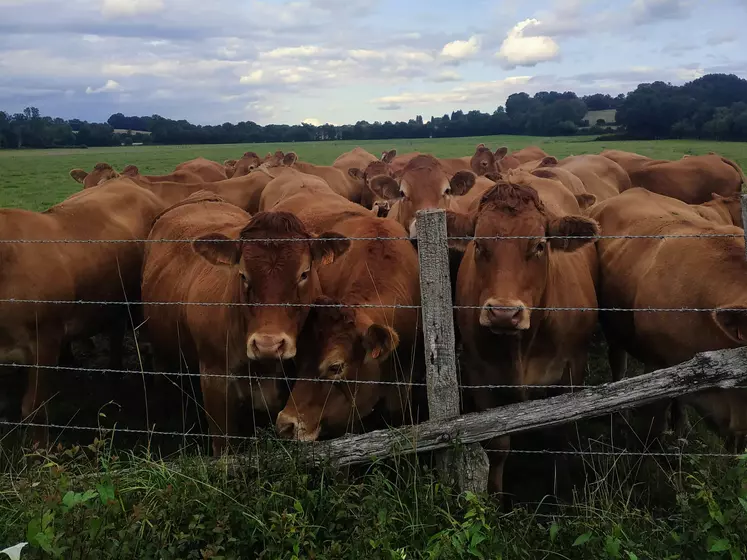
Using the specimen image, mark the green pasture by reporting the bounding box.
[1,136,746,211]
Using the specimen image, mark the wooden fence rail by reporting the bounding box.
[316,346,747,467]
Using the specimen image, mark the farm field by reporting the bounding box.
[1,135,747,210]
[1,137,747,557]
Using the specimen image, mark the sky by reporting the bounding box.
[0,0,745,126]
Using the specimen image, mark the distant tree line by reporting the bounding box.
[1,73,746,149]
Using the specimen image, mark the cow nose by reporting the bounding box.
[248,333,294,360]
[275,410,297,439]
[488,306,523,327]
[480,299,529,331]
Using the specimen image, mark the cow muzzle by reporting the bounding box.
[480,298,530,334]
[247,332,295,360]
[275,410,320,441]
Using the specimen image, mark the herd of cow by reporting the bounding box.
[1,142,746,495]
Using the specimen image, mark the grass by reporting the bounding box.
[1,135,747,211]
[2,135,747,556]
[0,434,746,559]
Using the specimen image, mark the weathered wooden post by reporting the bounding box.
[741,194,747,259]
[415,208,489,493]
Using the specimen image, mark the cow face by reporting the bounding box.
[231,151,263,178]
[447,182,599,335]
[69,163,120,189]
[350,159,395,210]
[275,301,399,441]
[369,155,477,236]
[192,212,350,361]
[469,144,508,177]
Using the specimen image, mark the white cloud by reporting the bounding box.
[432,70,462,83]
[302,117,322,126]
[101,0,164,17]
[440,35,481,60]
[496,19,560,69]
[85,79,122,94]
[240,69,265,84]
[262,45,327,59]
[349,49,386,60]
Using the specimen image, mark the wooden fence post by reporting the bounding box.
[741,194,747,260]
[415,208,489,494]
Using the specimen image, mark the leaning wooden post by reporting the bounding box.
[415,208,489,493]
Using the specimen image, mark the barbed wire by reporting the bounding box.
[0,298,743,313]
[0,232,741,244]
[485,449,745,458]
[0,420,255,440]
[2,362,743,391]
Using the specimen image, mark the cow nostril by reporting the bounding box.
[276,414,296,439]
[276,339,286,354]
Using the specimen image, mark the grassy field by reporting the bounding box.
[1,135,747,210]
[2,136,747,557]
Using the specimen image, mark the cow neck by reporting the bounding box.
[223,273,250,370]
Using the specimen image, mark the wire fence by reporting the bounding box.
[0,218,745,483]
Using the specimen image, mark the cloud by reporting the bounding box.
[496,19,560,69]
[440,35,480,61]
[432,70,462,83]
[262,45,328,59]
[101,0,164,17]
[379,103,401,110]
[85,79,122,94]
[302,117,322,125]
[631,0,691,24]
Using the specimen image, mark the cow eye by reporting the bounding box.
[299,269,310,283]
[327,363,345,379]
[398,189,407,200]
[534,240,547,256]
[443,187,451,197]
[239,271,250,288]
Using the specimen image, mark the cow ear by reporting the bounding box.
[348,167,364,180]
[224,159,237,167]
[122,165,139,177]
[575,193,597,210]
[192,233,240,266]
[476,143,486,150]
[450,171,476,196]
[540,156,558,167]
[70,169,88,183]
[382,149,397,164]
[712,306,747,343]
[494,146,508,159]
[369,175,400,200]
[283,152,298,166]
[363,324,399,361]
[445,210,476,251]
[311,232,350,266]
[547,215,600,251]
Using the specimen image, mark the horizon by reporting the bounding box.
[1,0,745,127]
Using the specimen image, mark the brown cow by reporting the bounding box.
[273,197,421,439]
[471,145,521,175]
[141,193,350,454]
[0,180,165,444]
[589,188,747,450]
[267,152,363,203]
[122,165,203,185]
[603,151,745,204]
[510,145,549,164]
[69,162,120,189]
[367,154,501,235]
[554,155,631,202]
[226,152,263,178]
[175,157,228,182]
[347,159,398,212]
[332,146,378,171]
[446,179,599,495]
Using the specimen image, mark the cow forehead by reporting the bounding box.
[240,240,310,272]
[475,208,546,238]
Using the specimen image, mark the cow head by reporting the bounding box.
[349,159,396,210]
[447,181,599,335]
[368,155,478,236]
[69,162,120,189]
[381,149,397,164]
[469,144,509,177]
[275,299,400,441]
[223,159,238,178]
[230,151,263,178]
[706,193,743,227]
[192,212,350,361]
